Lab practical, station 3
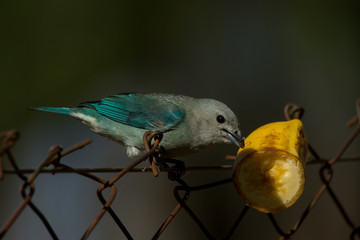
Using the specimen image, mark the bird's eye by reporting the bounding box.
[216,115,225,124]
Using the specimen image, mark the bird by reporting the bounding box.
[30,93,244,158]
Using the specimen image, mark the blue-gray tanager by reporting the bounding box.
[31,93,244,158]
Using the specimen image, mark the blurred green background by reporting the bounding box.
[1,1,359,239]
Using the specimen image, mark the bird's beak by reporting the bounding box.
[222,129,245,148]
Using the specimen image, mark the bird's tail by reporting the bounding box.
[29,107,72,115]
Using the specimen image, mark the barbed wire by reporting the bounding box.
[1,100,359,239]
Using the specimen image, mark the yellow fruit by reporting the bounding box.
[232,119,307,213]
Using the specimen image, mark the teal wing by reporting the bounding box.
[79,93,184,131]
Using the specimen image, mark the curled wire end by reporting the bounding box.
[0,130,20,152]
[0,130,20,180]
[46,145,63,167]
[284,103,305,121]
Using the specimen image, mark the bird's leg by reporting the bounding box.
[150,146,165,176]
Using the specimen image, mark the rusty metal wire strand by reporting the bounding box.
[271,101,360,240]
[0,134,91,239]
[173,178,233,240]
[0,132,60,240]
[1,99,360,240]
[223,205,250,240]
[3,156,360,175]
[81,131,162,240]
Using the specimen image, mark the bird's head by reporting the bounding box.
[190,99,245,148]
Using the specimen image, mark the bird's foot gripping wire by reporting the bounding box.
[165,158,186,181]
[149,147,186,180]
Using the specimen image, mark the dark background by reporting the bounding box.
[1,1,359,239]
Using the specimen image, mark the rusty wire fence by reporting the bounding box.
[1,101,360,240]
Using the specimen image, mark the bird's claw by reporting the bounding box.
[167,161,186,181]
[150,147,186,180]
